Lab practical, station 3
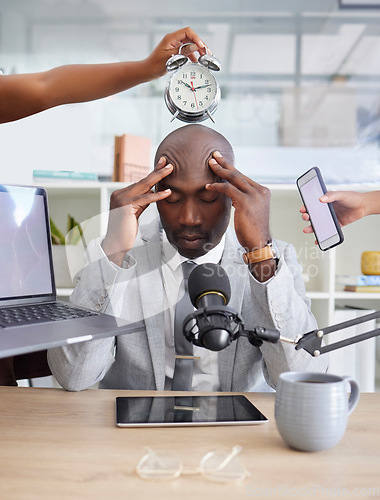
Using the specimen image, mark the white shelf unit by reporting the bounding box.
[267,182,380,328]
[42,181,380,327]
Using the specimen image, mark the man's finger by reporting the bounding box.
[209,158,250,193]
[205,179,241,200]
[212,151,268,192]
[134,188,171,208]
[212,151,235,170]
[113,163,173,205]
[140,163,173,191]
[154,156,167,170]
[130,188,171,219]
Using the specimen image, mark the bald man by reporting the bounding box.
[48,125,328,392]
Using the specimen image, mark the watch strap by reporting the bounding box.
[243,242,276,265]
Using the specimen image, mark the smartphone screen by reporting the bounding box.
[297,167,344,251]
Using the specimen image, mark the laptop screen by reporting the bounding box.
[0,185,55,302]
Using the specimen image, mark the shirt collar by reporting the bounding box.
[162,229,226,272]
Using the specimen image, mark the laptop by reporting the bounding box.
[0,184,144,359]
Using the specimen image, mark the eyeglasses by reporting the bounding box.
[135,445,249,483]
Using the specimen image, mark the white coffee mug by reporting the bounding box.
[275,372,360,452]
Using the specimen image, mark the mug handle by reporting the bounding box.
[342,376,360,415]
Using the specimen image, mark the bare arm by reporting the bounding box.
[357,190,380,217]
[0,26,206,124]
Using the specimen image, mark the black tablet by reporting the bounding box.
[115,395,268,427]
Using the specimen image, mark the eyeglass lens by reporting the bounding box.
[136,447,247,483]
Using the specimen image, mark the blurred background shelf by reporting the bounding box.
[42,181,380,328]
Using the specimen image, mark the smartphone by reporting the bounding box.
[296,167,344,251]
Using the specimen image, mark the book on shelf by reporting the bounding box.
[336,274,380,286]
[33,170,98,182]
[344,285,380,293]
[113,134,151,183]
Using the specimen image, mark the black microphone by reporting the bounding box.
[188,263,231,309]
[184,263,281,351]
[185,263,241,351]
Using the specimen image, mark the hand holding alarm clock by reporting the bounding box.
[164,43,221,123]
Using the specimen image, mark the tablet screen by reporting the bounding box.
[115,395,268,427]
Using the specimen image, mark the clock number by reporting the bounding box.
[199,101,203,107]
[190,71,196,77]
[205,96,209,101]
[183,101,187,106]
[205,80,209,84]
[207,88,212,93]
[182,73,187,79]
[175,87,180,93]
[191,103,195,109]
[177,95,181,100]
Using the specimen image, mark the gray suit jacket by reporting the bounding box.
[48,217,328,391]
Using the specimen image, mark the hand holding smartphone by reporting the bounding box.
[297,167,344,251]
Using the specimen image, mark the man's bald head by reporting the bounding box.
[155,124,233,258]
[154,124,234,170]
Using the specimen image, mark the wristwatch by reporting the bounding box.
[243,241,277,265]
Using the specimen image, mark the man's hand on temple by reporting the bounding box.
[102,157,173,266]
[207,151,272,250]
[207,151,276,282]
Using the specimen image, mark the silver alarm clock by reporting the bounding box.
[164,44,221,123]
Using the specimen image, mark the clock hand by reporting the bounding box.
[193,84,212,90]
[191,81,199,109]
[179,80,192,90]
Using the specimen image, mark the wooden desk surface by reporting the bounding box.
[0,387,379,500]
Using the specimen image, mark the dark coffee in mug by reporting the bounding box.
[299,380,329,383]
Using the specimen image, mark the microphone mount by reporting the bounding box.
[183,305,243,351]
[183,305,286,351]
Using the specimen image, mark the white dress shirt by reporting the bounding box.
[161,230,225,391]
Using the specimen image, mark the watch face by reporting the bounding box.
[165,63,220,122]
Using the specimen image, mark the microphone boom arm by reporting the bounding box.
[295,310,380,357]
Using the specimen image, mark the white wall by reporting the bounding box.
[2,93,380,186]
[0,95,280,184]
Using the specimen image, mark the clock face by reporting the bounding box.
[165,63,220,122]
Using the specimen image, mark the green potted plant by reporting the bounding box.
[50,215,85,288]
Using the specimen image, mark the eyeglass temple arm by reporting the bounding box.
[295,310,380,357]
[216,445,242,470]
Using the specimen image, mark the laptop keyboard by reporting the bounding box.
[0,302,98,329]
